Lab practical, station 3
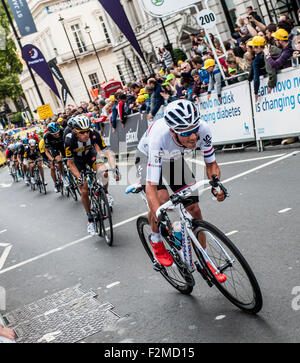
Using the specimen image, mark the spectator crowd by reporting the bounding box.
[1,5,300,148]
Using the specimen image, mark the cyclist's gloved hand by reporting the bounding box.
[210,174,228,202]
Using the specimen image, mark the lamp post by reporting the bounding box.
[58,15,92,102]
[84,24,107,83]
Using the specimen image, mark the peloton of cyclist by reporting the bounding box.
[64,115,119,236]
[136,99,226,282]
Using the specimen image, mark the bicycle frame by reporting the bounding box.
[127,179,233,274]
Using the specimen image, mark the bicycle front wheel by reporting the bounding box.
[137,216,194,295]
[192,220,263,314]
[98,188,113,246]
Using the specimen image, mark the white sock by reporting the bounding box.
[151,232,162,243]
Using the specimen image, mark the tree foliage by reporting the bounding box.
[0,0,23,105]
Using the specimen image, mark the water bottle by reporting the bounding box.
[173,221,182,247]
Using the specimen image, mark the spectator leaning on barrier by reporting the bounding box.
[191,69,207,102]
[202,58,222,104]
[247,36,267,102]
[147,78,165,121]
[264,29,294,70]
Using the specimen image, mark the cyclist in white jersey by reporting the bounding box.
[136,100,226,271]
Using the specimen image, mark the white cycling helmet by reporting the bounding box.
[29,139,36,147]
[164,99,201,133]
[73,115,91,130]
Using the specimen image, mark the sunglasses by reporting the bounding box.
[179,126,200,137]
[76,129,91,134]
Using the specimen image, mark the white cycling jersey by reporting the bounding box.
[137,117,216,184]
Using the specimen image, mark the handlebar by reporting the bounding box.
[155,176,229,220]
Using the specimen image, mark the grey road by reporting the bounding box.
[0,146,300,343]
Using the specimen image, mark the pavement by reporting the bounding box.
[0,144,300,343]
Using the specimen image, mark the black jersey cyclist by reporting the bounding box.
[23,139,45,185]
[44,122,69,192]
[64,115,119,236]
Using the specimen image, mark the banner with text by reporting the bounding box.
[22,44,61,101]
[7,0,37,37]
[197,81,255,144]
[252,68,300,139]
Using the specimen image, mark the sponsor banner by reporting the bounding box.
[22,45,61,101]
[7,0,37,37]
[102,113,148,154]
[98,0,146,62]
[198,81,255,144]
[141,0,199,17]
[252,68,300,139]
[45,0,90,14]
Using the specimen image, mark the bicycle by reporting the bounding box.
[9,161,18,183]
[62,159,80,202]
[126,176,263,314]
[52,160,64,196]
[82,167,114,246]
[30,159,47,195]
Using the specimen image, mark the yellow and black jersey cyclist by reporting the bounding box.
[64,115,119,236]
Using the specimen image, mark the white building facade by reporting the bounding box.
[12,0,299,115]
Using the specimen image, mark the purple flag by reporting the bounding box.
[22,44,61,100]
[98,0,146,62]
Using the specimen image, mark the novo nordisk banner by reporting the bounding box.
[7,0,37,37]
[141,0,199,17]
[198,81,255,145]
[252,67,300,140]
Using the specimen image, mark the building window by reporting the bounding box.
[116,65,125,85]
[99,16,111,44]
[71,24,87,53]
[89,73,100,89]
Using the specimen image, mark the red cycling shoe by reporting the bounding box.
[150,241,173,267]
[206,262,227,283]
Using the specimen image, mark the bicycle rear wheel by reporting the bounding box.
[137,216,194,295]
[191,220,263,314]
[98,188,113,246]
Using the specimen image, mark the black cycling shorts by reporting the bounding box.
[135,150,199,207]
[73,150,98,174]
[48,146,65,159]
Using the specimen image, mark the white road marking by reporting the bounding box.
[215,315,226,320]
[225,230,238,236]
[0,151,298,275]
[278,208,292,214]
[0,243,12,270]
[0,229,7,235]
[204,151,300,191]
[0,183,12,188]
[218,153,286,166]
[106,281,120,289]
[192,153,286,167]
